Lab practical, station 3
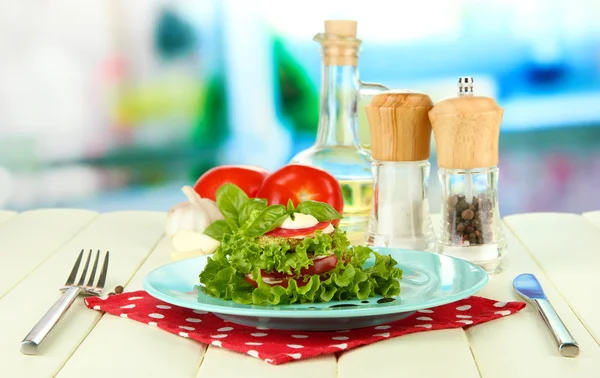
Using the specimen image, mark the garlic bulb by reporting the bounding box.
[165,186,224,237]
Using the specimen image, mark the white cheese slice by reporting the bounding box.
[280,213,319,229]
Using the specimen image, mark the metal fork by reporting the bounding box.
[20,249,110,355]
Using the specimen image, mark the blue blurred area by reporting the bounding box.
[0,0,599,215]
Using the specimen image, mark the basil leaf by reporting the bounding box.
[225,218,239,232]
[239,198,268,226]
[244,205,288,238]
[215,183,249,222]
[203,220,233,241]
[286,199,296,221]
[296,200,342,221]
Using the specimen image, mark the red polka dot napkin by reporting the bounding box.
[85,291,525,365]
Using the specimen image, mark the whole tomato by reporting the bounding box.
[193,165,270,201]
[256,164,344,222]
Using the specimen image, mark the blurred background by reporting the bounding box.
[0,0,599,216]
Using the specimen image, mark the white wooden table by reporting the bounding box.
[1,208,600,378]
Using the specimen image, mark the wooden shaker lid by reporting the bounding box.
[365,90,434,162]
[429,84,503,169]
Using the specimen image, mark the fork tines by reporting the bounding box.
[64,249,110,295]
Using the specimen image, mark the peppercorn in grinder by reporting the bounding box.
[364,90,435,251]
[429,77,507,274]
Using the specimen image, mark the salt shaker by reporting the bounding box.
[429,77,507,274]
[364,90,435,251]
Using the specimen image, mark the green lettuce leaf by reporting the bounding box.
[198,221,403,305]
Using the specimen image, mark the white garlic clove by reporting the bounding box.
[165,186,224,237]
[172,229,221,254]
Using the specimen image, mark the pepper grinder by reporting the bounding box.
[364,90,435,251]
[429,77,507,274]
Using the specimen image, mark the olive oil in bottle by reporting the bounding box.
[288,20,388,235]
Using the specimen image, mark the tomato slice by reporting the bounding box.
[265,221,331,238]
[298,254,338,275]
[244,254,339,288]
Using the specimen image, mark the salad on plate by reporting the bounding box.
[197,182,403,306]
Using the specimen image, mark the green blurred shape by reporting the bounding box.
[154,8,196,61]
[188,72,229,181]
[272,36,319,136]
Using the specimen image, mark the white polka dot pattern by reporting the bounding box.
[332,336,349,341]
[84,290,526,365]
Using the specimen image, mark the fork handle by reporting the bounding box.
[20,286,82,355]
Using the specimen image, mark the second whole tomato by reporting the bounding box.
[193,165,270,201]
[255,164,344,222]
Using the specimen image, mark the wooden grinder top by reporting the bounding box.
[429,80,503,169]
[365,90,434,162]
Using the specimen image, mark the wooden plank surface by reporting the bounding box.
[197,346,336,378]
[2,210,600,378]
[57,236,207,378]
[466,215,600,378]
[0,209,98,299]
[582,211,600,230]
[338,214,600,378]
[0,211,166,378]
[504,212,600,345]
[0,210,17,224]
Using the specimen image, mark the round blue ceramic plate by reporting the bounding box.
[143,247,488,330]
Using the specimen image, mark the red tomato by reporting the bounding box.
[256,164,344,224]
[264,221,331,238]
[193,165,270,201]
[243,254,339,288]
[298,254,338,275]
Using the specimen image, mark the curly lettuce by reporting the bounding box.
[198,183,402,305]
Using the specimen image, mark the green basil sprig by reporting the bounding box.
[203,220,233,240]
[286,199,296,221]
[244,205,288,238]
[238,198,268,226]
[296,200,342,222]
[215,183,248,222]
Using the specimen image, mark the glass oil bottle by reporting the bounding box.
[429,77,507,274]
[288,20,388,237]
[364,90,435,251]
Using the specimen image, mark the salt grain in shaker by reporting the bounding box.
[364,90,435,251]
[429,77,507,274]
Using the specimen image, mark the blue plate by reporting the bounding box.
[143,247,488,330]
